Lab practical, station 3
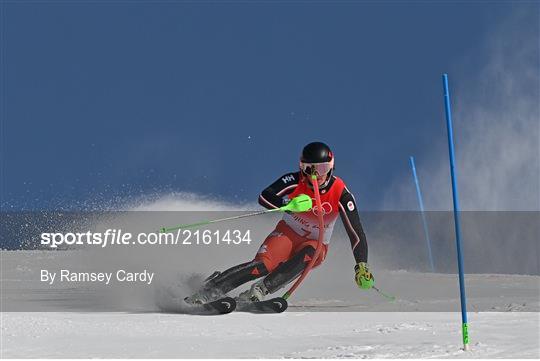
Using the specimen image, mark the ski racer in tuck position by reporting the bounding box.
[185,142,374,304]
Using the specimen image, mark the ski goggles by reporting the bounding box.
[299,160,334,178]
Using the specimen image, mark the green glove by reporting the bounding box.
[354,262,374,289]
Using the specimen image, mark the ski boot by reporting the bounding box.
[184,291,210,305]
[184,271,223,305]
[237,279,269,302]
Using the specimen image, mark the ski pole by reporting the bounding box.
[372,285,396,301]
[160,194,313,233]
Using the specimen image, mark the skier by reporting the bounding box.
[185,142,374,305]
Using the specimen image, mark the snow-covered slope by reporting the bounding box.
[2,311,538,358]
[1,250,539,358]
[2,195,538,357]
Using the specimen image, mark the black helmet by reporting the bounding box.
[299,142,335,187]
[301,142,334,164]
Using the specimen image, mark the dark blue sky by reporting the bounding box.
[1,1,529,210]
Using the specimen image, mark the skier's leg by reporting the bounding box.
[210,227,295,292]
[239,242,327,302]
[262,240,328,295]
[238,245,318,302]
[186,224,293,304]
[263,245,313,293]
[185,260,269,304]
[254,228,295,273]
[236,226,298,302]
[206,260,269,293]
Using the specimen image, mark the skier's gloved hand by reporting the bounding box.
[354,262,374,289]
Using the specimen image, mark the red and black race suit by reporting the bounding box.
[259,171,368,264]
[200,171,369,296]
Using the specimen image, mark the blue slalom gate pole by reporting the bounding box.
[442,74,469,351]
[409,156,435,272]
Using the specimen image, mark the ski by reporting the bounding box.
[194,296,237,315]
[236,297,288,313]
[160,296,236,315]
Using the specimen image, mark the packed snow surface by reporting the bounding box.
[2,312,538,358]
[1,250,539,358]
